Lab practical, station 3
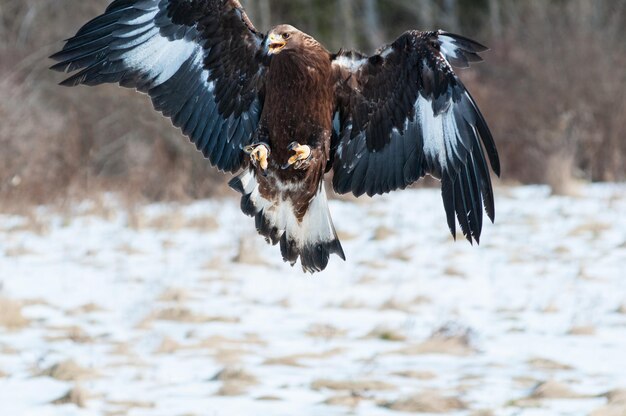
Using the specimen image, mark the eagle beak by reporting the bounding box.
[267,33,287,55]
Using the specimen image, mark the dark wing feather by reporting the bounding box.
[50,0,265,173]
[332,31,500,243]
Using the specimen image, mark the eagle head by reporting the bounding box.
[267,25,314,55]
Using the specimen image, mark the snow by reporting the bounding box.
[0,184,625,415]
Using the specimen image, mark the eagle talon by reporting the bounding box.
[283,142,311,170]
[245,143,270,171]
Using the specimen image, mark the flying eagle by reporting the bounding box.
[51,0,500,273]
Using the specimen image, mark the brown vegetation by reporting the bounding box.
[1,0,624,207]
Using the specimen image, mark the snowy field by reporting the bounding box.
[0,184,625,416]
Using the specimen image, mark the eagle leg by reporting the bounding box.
[282,142,311,170]
[244,143,271,172]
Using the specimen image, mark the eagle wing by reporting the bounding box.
[331,31,500,243]
[50,0,265,173]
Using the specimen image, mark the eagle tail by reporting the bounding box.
[229,170,345,273]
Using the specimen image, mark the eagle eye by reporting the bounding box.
[282,33,290,40]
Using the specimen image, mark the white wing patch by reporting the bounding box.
[416,94,461,171]
[438,34,460,65]
[122,35,200,86]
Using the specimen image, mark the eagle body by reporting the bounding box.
[242,34,344,270]
[51,0,501,273]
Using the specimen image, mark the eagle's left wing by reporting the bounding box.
[332,31,500,243]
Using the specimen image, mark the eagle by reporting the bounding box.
[51,0,500,273]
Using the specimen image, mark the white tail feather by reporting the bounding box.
[229,170,345,272]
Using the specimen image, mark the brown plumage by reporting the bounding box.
[50,0,500,273]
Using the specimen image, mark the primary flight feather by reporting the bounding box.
[51,0,500,273]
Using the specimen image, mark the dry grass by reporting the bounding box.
[52,385,88,408]
[365,326,407,342]
[154,337,184,354]
[66,302,105,316]
[510,380,590,406]
[311,379,395,392]
[304,323,347,340]
[39,360,97,381]
[392,370,437,380]
[568,326,596,336]
[0,297,29,330]
[390,325,476,356]
[380,391,467,413]
[591,390,626,416]
[323,394,362,408]
[212,367,258,396]
[232,237,271,266]
[527,357,573,372]
[264,348,344,367]
[157,288,192,303]
[150,307,239,324]
[45,325,94,343]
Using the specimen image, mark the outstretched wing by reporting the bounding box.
[50,0,266,173]
[332,31,500,243]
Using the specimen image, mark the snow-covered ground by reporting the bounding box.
[0,184,625,416]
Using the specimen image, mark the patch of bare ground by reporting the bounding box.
[372,226,395,241]
[154,337,184,354]
[45,325,94,343]
[212,367,258,396]
[527,357,573,371]
[591,389,626,416]
[232,237,271,266]
[616,304,626,314]
[39,360,97,381]
[0,344,18,355]
[337,230,358,241]
[52,385,88,408]
[107,400,155,412]
[157,287,192,303]
[115,243,144,255]
[510,380,591,407]
[305,323,347,340]
[264,348,344,367]
[389,325,476,356]
[0,369,7,378]
[311,379,395,392]
[379,297,413,313]
[358,261,387,270]
[365,326,407,342]
[148,307,239,324]
[568,221,611,238]
[256,396,283,401]
[5,213,50,236]
[4,245,37,257]
[323,393,362,408]
[334,298,368,309]
[66,302,105,316]
[0,297,29,330]
[392,370,437,380]
[512,376,541,389]
[185,215,219,232]
[388,246,413,262]
[470,410,496,416]
[568,325,596,336]
[444,266,466,278]
[379,390,467,413]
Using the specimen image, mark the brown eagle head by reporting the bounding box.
[266,25,318,55]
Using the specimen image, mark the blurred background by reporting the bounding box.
[1,2,626,415]
[1,0,625,208]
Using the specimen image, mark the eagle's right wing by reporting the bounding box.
[51,0,266,173]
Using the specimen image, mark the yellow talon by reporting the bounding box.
[284,142,311,169]
[245,143,270,171]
